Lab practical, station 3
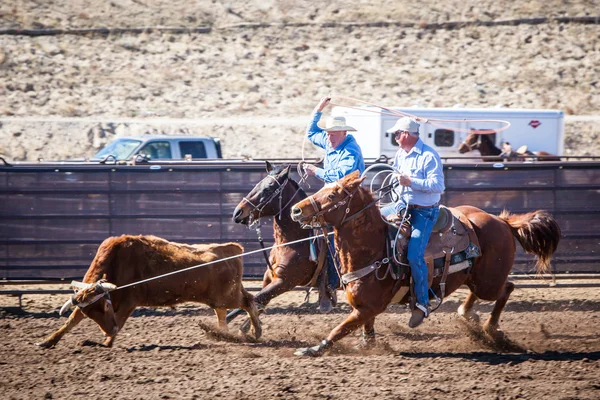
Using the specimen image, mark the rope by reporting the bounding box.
[113,231,334,292]
[330,95,511,135]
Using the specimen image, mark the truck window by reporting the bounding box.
[139,142,172,160]
[434,129,455,147]
[93,138,142,160]
[179,141,207,159]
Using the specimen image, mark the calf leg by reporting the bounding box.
[458,291,480,322]
[227,276,294,323]
[239,288,262,340]
[483,281,515,338]
[36,307,85,348]
[103,304,136,348]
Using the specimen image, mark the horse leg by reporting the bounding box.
[238,288,262,340]
[458,291,480,323]
[226,273,290,323]
[214,308,229,331]
[483,281,515,339]
[357,317,376,350]
[36,307,86,348]
[295,308,372,357]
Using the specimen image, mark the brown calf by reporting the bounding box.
[38,235,261,348]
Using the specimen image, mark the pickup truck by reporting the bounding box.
[92,135,222,161]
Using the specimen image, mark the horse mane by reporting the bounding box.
[355,184,385,223]
[268,164,307,199]
[480,134,502,156]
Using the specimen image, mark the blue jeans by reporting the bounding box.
[381,204,439,307]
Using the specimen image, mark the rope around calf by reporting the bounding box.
[106,232,334,292]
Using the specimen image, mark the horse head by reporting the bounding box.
[232,161,295,225]
[457,132,481,154]
[291,171,366,228]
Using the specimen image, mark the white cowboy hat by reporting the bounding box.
[324,116,357,132]
[386,117,420,134]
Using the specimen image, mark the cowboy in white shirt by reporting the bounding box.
[381,117,445,328]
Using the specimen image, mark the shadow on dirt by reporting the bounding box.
[125,342,209,353]
[399,350,600,365]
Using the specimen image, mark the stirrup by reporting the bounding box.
[429,288,443,313]
[415,303,430,318]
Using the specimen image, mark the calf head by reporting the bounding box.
[60,280,119,336]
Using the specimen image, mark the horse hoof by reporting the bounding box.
[294,346,322,357]
[36,341,54,349]
[458,306,480,323]
[483,324,504,340]
[294,339,331,357]
[354,341,375,351]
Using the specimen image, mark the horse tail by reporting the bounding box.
[498,210,561,274]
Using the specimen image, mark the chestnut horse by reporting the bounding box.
[458,132,560,161]
[228,162,324,324]
[290,171,561,356]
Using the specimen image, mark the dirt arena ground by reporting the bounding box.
[1,280,599,399]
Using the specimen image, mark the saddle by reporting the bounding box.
[387,206,481,303]
[424,206,480,285]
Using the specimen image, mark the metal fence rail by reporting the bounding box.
[1,160,599,281]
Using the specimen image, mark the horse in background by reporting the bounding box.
[458,132,560,161]
[228,161,331,325]
[290,171,561,356]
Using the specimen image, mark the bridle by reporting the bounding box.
[301,180,385,229]
[460,134,481,152]
[243,174,300,225]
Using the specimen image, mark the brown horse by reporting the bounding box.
[457,132,503,161]
[228,161,326,324]
[458,132,560,161]
[290,171,561,356]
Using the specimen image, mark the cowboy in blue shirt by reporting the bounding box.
[303,97,365,183]
[381,116,445,328]
[302,96,365,311]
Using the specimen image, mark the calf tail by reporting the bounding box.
[498,210,561,274]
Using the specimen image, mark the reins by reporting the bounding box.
[244,173,306,268]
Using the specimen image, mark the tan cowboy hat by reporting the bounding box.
[324,116,357,132]
[516,145,528,154]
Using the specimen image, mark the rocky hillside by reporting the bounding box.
[0,1,598,160]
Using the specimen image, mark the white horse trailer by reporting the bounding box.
[330,106,565,160]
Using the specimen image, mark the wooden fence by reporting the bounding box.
[1,160,599,281]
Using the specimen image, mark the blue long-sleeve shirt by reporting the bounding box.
[391,138,445,212]
[306,111,365,183]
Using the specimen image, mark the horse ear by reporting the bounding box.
[342,170,365,189]
[282,164,291,176]
[265,161,273,172]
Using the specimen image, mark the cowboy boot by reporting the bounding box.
[408,303,429,328]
